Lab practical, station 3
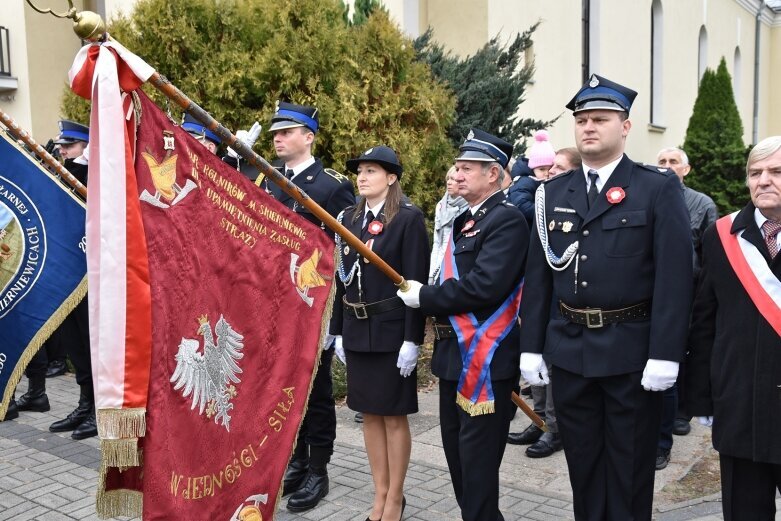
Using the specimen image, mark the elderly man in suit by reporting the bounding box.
[687,135,781,521]
[519,75,693,520]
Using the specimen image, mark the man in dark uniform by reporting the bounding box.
[397,129,528,521]
[519,75,693,520]
[265,101,355,513]
[687,135,781,521]
[43,120,98,439]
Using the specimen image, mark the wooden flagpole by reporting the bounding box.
[0,108,88,199]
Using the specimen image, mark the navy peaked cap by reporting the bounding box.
[182,113,221,144]
[566,74,637,114]
[456,128,513,169]
[269,101,319,133]
[53,120,89,144]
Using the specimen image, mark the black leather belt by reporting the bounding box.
[433,323,457,340]
[559,301,651,329]
[343,296,404,320]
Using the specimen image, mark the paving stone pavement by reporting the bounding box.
[2,374,779,520]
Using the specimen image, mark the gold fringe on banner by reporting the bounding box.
[456,393,496,417]
[101,438,140,468]
[95,464,143,519]
[0,275,87,420]
[97,407,146,439]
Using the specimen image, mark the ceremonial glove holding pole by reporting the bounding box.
[640,359,679,391]
[397,341,419,378]
[322,333,335,351]
[396,280,423,308]
[226,121,262,162]
[519,353,549,386]
[333,336,346,365]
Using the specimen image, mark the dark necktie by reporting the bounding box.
[587,170,599,208]
[285,168,295,180]
[762,220,781,258]
[362,210,374,235]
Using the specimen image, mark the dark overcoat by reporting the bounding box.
[687,203,781,464]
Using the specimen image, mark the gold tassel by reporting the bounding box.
[97,407,146,439]
[101,438,140,468]
[0,275,87,420]
[456,393,495,416]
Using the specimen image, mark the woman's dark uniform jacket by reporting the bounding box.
[419,190,529,381]
[330,202,429,351]
[687,203,781,465]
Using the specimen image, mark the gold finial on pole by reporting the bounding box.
[25,1,106,42]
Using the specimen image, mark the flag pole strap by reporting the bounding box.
[23,0,409,290]
[0,108,88,199]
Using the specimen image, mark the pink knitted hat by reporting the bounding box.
[527,130,556,169]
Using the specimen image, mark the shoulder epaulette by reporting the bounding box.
[324,168,350,183]
[636,162,672,176]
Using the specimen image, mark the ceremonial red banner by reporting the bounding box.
[103,91,336,520]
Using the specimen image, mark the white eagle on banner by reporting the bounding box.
[170,314,244,432]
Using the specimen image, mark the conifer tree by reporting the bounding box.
[413,24,552,153]
[682,57,748,213]
[61,0,455,216]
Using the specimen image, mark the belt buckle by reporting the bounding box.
[352,303,368,320]
[434,326,443,340]
[585,309,603,328]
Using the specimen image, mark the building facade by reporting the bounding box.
[380,0,781,164]
[2,0,780,164]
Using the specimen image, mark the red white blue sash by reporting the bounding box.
[716,212,781,336]
[440,233,523,416]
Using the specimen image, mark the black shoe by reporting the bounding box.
[3,399,18,421]
[71,411,98,440]
[45,360,67,378]
[16,389,50,412]
[354,412,364,423]
[282,458,310,496]
[286,469,329,512]
[525,432,563,458]
[507,424,543,445]
[51,386,93,432]
[673,419,691,436]
[655,448,671,470]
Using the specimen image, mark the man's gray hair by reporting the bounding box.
[747,136,781,175]
[657,147,689,166]
[481,161,504,185]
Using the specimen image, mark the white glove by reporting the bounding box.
[519,353,549,385]
[640,359,679,391]
[697,416,713,427]
[396,280,423,308]
[226,121,262,159]
[322,333,335,350]
[397,341,419,378]
[333,336,346,365]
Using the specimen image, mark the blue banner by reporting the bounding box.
[0,131,87,419]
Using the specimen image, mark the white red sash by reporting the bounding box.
[716,212,781,336]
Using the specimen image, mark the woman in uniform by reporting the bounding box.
[330,145,429,521]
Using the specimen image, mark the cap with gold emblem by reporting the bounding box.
[566,74,637,115]
[269,101,319,133]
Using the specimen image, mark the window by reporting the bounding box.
[698,25,708,83]
[650,0,663,125]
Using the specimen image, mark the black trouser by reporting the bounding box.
[439,377,516,521]
[25,348,48,379]
[720,454,781,521]
[554,366,662,521]
[58,298,92,387]
[295,347,336,464]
